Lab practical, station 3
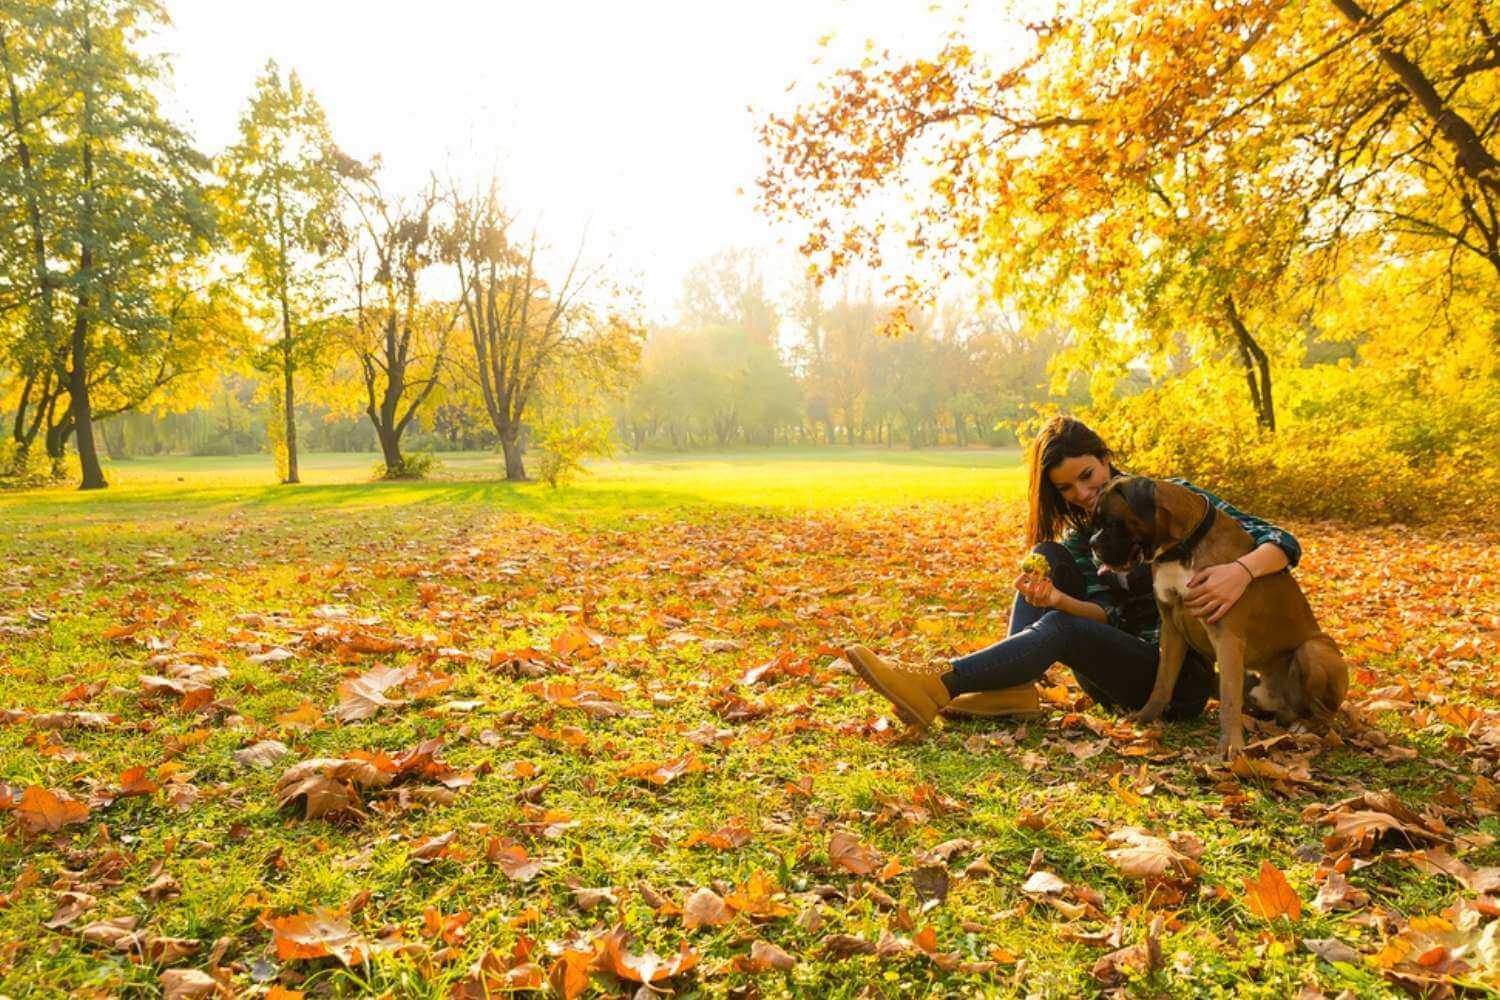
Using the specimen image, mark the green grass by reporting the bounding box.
[0,449,1493,998]
[1,447,1028,521]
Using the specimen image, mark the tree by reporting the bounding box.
[678,249,779,345]
[444,177,638,480]
[0,0,215,487]
[758,0,1500,431]
[220,60,341,484]
[335,161,458,476]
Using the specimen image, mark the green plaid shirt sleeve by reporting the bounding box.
[1059,528,1126,629]
[1169,479,1302,569]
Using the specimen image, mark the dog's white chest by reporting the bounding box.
[1152,561,1193,604]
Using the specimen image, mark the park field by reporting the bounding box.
[1,450,1498,997]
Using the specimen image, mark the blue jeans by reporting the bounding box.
[942,542,1212,718]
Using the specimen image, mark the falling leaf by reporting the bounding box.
[572,887,618,912]
[142,873,182,902]
[454,940,546,998]
[275,701,321,732]
[1091,917,1162,985]
[274,758,390,820]
[683,820,753,850]
[1021,870,1069,896]
[1243,861,1301,922]
[77,916,138,948]
[116,766,160,798]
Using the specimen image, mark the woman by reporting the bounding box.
[844,416,1302,730]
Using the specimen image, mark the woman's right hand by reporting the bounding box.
[1014,572,1061,609]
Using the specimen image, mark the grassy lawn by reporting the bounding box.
[0,450,1496,997]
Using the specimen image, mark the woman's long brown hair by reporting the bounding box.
[1025,416,1121,546]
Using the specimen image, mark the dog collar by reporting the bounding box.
[1152,493,1216,565]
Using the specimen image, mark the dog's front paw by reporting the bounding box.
[1128,700,1167,726]
[1218,730,1245,761]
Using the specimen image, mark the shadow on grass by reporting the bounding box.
[0,475,773,526]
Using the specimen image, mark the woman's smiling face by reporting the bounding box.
[1047,454,1112,514]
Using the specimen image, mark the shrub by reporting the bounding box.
[535,419,614,488]
[0,440,52,489]
[374,451,439,481]
[1041,346,1500,524]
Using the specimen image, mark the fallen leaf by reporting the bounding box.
[262,908,373,965]
[160,968,218,1000]
[15,786,90,834]
[737,938,797,972]
[683,887,731,930]
[1312,871,1368,913]
[233,741,290,768]
[1243,861,1301,922]
[1303,936,1361,965]
[1104,827,1203,879]
[829,831,882,876]
[595,926,699,983]
[333,665,411,722]
[821,933,877,956]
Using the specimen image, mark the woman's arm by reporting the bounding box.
[1172,480,1299,623]
[1182,541,1287,623]
[1015,572,1110,624]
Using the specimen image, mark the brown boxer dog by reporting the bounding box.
[1088,476,1347,758]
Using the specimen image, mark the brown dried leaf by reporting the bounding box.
[828,831,882,876]
[682,887,732,930]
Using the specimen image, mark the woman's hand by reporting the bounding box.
[1014,572,1062,609]
[1184,563,1252,623]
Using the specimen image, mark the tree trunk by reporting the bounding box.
[279,310,300,484]
[377,425,403,475]
[500,427,527,480]
[72,20,105,491]
[1224,296,1275,432]
[70,313,105,489]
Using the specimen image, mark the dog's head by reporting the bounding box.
[1089,476,1159,571]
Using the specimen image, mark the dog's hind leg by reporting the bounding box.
[1291,635,1349,728]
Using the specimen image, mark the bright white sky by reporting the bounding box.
[160,0,1027,321]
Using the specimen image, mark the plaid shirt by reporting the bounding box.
[1059,479,1301,647]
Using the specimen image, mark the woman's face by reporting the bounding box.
[1048,454,1112,515]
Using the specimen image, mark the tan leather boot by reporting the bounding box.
[942,685,1042,718]
[844,644,951,732]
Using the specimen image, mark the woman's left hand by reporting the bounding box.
[1184,563,1252,623]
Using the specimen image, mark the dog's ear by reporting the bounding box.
[1119,477,1157,526]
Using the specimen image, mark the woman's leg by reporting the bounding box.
[944,610,1212,718]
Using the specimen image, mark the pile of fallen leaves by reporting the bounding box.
[0,494,1496,997]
